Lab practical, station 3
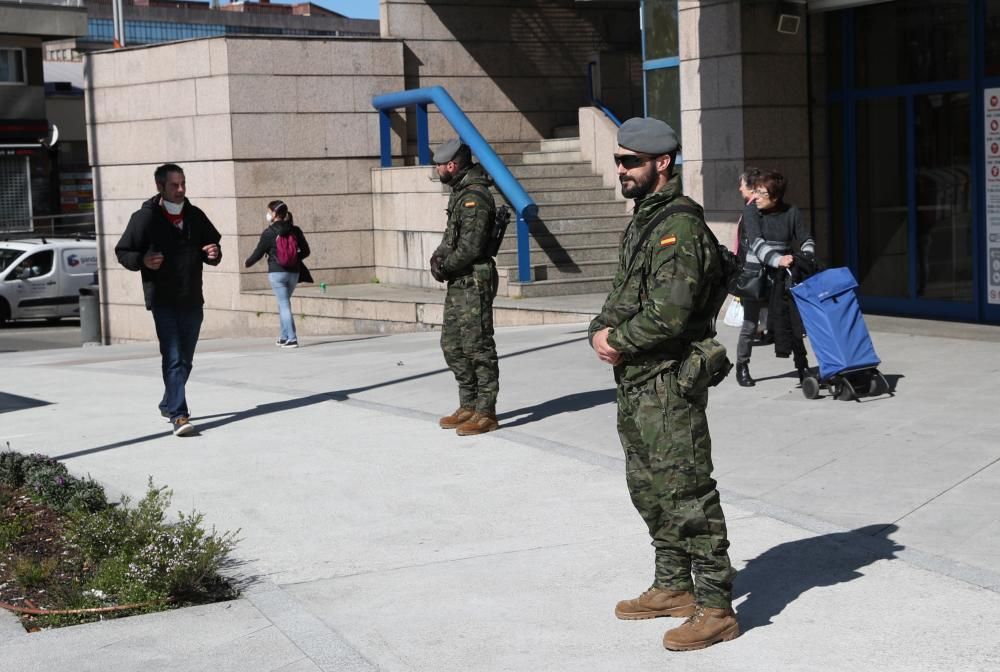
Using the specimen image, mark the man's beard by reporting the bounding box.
[439,172,454,185]
[620,165,656,199]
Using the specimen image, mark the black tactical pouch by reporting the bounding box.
[676,337,733,396]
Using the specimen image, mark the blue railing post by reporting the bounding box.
[378,109,392,167]
[372,86,538,283]
[516,213,531,283]
[416,103,430,165]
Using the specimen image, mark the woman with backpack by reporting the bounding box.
[244,200,312,348]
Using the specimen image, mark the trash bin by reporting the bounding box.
[79,286,102,345]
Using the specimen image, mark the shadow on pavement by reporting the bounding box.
[498,388,615,428]
[882,373,903,393]
[54,335,590,460]
[733,523,904,633]
[0,392,53,414]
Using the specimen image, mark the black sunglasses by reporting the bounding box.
[613,154,654,169]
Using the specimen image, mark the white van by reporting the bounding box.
[0,238,99,325]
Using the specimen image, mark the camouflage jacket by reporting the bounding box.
[589,175,723,383]
[434,163,496,278]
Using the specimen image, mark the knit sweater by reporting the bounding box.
[744,203,815,269]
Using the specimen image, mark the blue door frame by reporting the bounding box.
[828,2,1000,325]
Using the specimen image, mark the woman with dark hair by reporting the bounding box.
[244,200,311,348]
[736,171,815,386]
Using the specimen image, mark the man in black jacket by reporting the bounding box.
[115,163,222,436]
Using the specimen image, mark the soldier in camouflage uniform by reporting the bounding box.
[430,139,500,436]
[589,118,739,651]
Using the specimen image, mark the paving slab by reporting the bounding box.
[0,319,998,671]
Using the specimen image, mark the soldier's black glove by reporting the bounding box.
[430,254,446,283]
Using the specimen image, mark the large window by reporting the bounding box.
[855,1,969,88]
[987,0,1000,77]
[825,0,982,320]
[0,49,26,85]
[642,0,680,135]
[87,19,340,46]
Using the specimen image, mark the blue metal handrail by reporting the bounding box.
[587,61,623,127]
[371,86,536,284]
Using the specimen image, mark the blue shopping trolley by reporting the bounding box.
[790,267,889,401]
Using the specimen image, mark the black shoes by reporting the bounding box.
[736,362,755,387]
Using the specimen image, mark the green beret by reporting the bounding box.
[433,138,464,164]
[617,117,679,155]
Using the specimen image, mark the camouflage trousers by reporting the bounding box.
[441,262,499,412]
[616,370,736,609]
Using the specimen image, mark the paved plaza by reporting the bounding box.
[1,316,998,671]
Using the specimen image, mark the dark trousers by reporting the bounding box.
[736,299,762,364]
[737,298,808,368]
[152,304,204,421]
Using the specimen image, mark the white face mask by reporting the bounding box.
[163,199,184,215]
[266,212,273,224]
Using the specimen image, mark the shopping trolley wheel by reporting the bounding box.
[801,376,820,400]
[868,370,888,396]
[836,378,856,401]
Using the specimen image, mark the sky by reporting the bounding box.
[314,0,380,20]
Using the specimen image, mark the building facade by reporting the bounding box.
[637,0,999,325]
[44,0,379,59]
[0,0,88,235]
[84,0,1000,334]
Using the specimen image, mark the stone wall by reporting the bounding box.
[577,106,626,199]
[678,0,814,248]
[371,166,449,290]
[380,0,641,144]
[87,36,404,341]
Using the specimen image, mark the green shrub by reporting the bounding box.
[13,556,57,589]
[0,513,32,548]
[0,451,109,514]
[70,479,239,605]
[0,451,29,488]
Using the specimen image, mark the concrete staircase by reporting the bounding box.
[490,137,626,299]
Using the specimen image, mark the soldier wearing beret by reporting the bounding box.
[589,117,739,650]
[430,139,500,435]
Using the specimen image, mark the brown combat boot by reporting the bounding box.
[663,606,740,651]
[614,587,696,620]
[439,407,475,429]
[455,411,499,436]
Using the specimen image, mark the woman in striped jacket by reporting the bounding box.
[736,170,815,387]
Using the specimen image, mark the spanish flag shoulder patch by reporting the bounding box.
[464,201,477,208]
[659,235,677,247]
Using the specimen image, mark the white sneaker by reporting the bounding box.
[281,340,299,349]
[172,416,196,436]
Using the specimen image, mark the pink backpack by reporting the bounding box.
[275,232,299,267]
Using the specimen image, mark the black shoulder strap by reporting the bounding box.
[625,202,704,273]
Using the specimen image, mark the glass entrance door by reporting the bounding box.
[913,92,973,302]
[828,0,985,321]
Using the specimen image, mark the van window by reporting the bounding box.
[0,248,22,275]
[10,250,55,280]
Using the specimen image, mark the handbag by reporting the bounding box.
[732,261,768,300]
